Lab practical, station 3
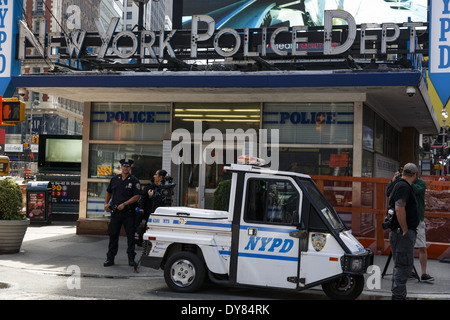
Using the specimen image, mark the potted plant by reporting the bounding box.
[0,178,29,254]
[213,179,231,211]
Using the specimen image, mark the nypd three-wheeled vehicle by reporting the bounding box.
[141,164,373,299]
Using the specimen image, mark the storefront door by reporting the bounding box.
[177,143,235,209]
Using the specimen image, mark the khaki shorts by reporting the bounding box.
[415,221,426,248]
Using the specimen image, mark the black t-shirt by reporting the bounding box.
[107,174,141,207]
[389,179,419,230]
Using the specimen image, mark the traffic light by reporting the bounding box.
[1,98,25,125]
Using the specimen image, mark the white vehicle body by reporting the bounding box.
[141,164,373,299]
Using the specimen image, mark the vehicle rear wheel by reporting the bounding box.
[164,251,206,293]
[321,274,364,300]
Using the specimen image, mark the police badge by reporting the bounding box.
[311,233,327,252]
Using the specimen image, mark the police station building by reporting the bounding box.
[11,7,440,232]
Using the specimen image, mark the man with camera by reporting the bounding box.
[386,163,420,300]
[103,159,141,267]
[387,165,434,283]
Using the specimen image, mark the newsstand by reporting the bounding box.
[26,181,52,223]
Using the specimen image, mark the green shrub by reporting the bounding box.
[213,179,231,211]
[0,179,24,220]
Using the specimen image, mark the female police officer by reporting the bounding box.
[103,159,141,267]
[135,169,168,246]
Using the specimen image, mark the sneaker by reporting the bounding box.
[409,271,418,279]
[421,274,435,282]
[103,259,115,267]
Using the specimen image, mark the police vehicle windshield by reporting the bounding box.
[299,178,345,231]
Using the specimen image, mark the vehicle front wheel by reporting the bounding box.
[164,251,206,293]
[321,274,364,300]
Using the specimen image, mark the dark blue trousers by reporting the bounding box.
[107,210,136,261]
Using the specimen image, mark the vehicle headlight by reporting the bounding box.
[350,258,362,272]
[341,255,363,273]
[341,250,373,274]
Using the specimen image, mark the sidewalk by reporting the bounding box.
[0,221,158,279]
[0,221,449,299]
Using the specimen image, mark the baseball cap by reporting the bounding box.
[403,163,418,175]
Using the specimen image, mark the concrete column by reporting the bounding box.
[352,102,363,234]
[78,102,91,220]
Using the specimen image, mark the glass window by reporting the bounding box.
[384,123,398,159]
[363,105,374,150]
[245,179,299,225]
[298,178,345,231]
[374,114,384,154]
[362,150,374,177]
[87,182,110,219]
[263,102,354,144]
[90,102,171,141]
[89,144,162,181]
[173,103,260,133]
[392,130,399,161]
[276,148,352,176]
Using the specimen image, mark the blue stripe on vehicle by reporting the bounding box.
[238,252,298,262]
[185,221,232,228]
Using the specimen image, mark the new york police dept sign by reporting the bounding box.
[0,0,13,94]
[430,0,450,106]
[0,0,20,97]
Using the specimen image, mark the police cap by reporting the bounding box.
[119,158,134,166]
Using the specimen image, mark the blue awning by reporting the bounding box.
[11,70,439,134]
[12,70,423,89]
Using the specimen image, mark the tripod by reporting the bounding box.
[382,251,420,282]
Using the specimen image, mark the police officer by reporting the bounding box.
[135,170,168,245]
[103,159,141,267]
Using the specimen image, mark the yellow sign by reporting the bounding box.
[97,165,112,176]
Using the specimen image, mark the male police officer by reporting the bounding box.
[103,159,141,267]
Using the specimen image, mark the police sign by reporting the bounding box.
[430,0,450,73]
[0,0,21,97]
[430,0,450,107]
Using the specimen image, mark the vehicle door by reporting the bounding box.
[236,174,302,289]
[296,177,351,286]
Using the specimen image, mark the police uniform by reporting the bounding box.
[105,159,141,266]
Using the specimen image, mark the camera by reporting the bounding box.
[155,174,176,206]
[18,88,27,97]
[382,208,398,230]
[395,167,403,180]
[406,86,416,97]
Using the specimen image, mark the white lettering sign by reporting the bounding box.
[19,10,423,63]
[0,0,12,78]
[431,0,450,73]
